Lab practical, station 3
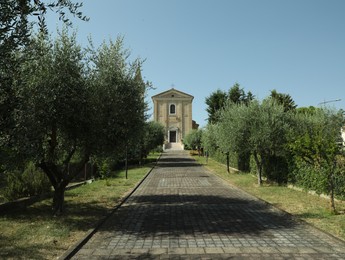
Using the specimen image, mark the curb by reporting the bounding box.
[58,154,162,260]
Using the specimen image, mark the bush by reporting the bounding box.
[208,149,238,169]
[290,159,345,200]
[94,157,113,179]
[209,149,226,165]
[4,162,51,201]
[290,162,328,195]
[92,156,123,179]
[152,145,163,153]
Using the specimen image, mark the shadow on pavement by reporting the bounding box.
[157,157,201,168]
[99,194,296,237]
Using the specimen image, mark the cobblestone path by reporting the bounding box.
[73,151,345,259]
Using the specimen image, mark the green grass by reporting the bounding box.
[0,155,158,259]
[193,155,345,241]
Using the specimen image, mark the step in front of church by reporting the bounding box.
[163,142,184,151]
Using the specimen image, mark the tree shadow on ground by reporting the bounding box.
[158,157,195,163]
[0,198,115,259]
[0,234,54,260]
[157,157,201,168]
[99,194,297,237]
[0,198,113,230]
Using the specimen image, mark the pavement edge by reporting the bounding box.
[58,153,162,260]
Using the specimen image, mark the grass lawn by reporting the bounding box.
[193,155,345,241]
[0,153,159,259]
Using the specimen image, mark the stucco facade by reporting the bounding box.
[152,88,194,149]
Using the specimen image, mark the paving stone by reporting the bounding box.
[258,247,281,253]
[149,248,168,255]
[110,248,131,255]
[77,248,95,256]
[241,247,262,253]
[92,248,112,256]
[168,248,187,255]
[185,248,205,254]
[296,247,317,253]
[222,247,242,254]
[129,248,149,255]
[71,151,345,259]
[204,247,224,254]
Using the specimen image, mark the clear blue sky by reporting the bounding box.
[47,0,345,127]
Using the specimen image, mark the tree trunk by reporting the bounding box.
[125,145,128,179]
[253,151,262,186]
[226,152,230,174]
[39,151,90,216]
[328,165,336,213]
[52,182,67,215]
[330,184,336,213]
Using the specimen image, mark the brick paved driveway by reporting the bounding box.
[73,151,345,259]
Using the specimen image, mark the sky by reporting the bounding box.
[46,0,345,127]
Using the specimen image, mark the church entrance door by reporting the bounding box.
[169,131,177,143]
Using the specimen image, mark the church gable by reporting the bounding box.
[152,88,194,100]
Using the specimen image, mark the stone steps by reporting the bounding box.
[164,142,184,150]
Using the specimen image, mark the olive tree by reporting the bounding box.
[201,124,219,154]
[14,30,91,214]
[1,0,87,134]
[87,37,148,179]
[183,129,203,153]
[1,0,87,174]
[217,102,251,173]
[88,38,144,150]
[13,31,148,214]
[218,100,291,184]
[139,121,165,159]
[248,100,291,185]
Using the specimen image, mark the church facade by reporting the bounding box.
[152,88,195,150]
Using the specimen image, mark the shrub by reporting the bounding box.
[4,162,51,201]
[287,156,345,201]
[152,145,163,153]
[92,156,122,179]
[95,158,113,179]
[291,162,328,195]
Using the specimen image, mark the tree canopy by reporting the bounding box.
[183,129,203,151]
[1,0,88,174]
[202,84,345,212]
[205,83,254,124]
[205,89,227,124]
[4,30,149,214]
[270,89,297,112]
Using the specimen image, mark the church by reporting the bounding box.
[152,88,198,150]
